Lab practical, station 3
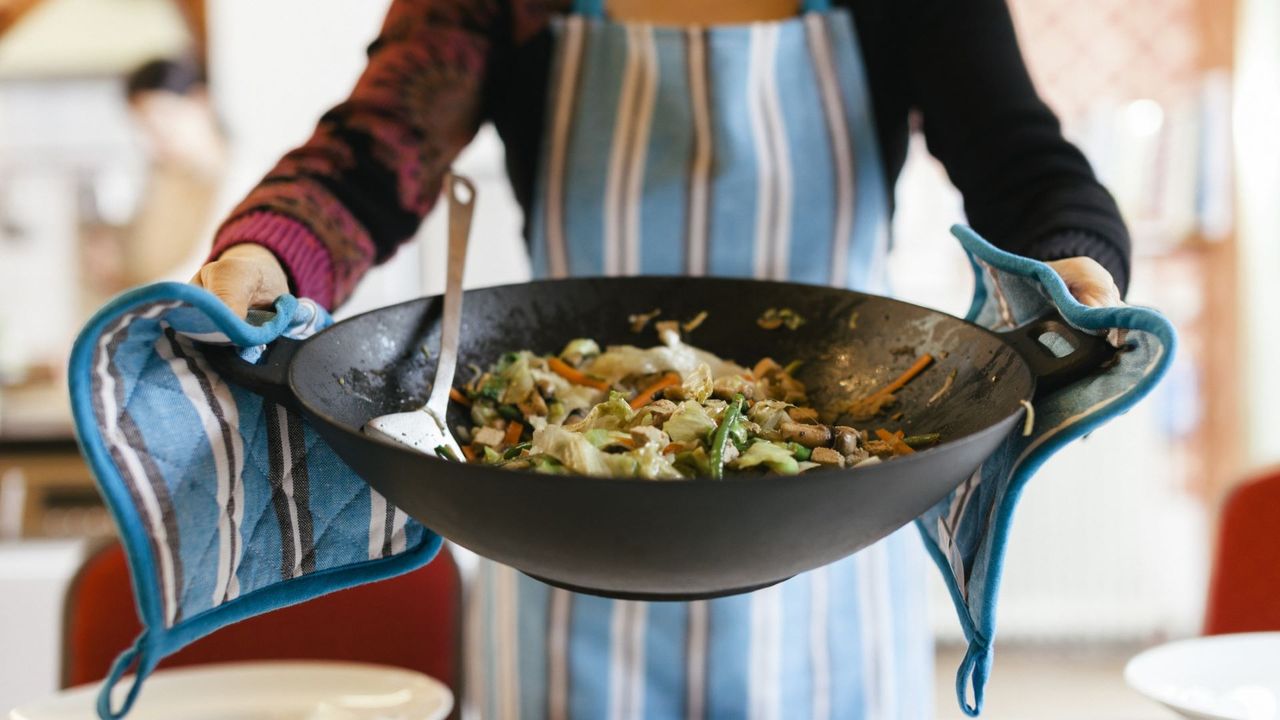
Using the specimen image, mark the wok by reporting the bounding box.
[206,276,1112,600]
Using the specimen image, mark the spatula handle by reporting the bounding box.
[426,173,476,417]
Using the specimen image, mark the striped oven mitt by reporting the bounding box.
[919,225,1176,716]
[68,283,442,719]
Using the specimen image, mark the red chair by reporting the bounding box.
[63,541,462,716]
[1204,469,1280,635]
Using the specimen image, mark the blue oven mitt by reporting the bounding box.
[69,226,1174,718]
[67,283,441,719]
[920,225,1176,715]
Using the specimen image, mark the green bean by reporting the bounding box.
[709,393,746,479]
[503,441,532,460]
[903,433,942,449]
[787,442,812,461]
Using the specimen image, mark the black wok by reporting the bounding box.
[207,276,1111,600]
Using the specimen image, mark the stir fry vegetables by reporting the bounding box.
[450,327,934,478]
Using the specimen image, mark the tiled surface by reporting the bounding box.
[934,643,1181,720]
[1009,0,1200,118]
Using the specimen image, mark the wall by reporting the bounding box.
[0,0,188,78]
[1234,0,1280,470]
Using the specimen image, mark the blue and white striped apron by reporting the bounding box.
[470,1,933,718]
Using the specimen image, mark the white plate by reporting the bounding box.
[9,661,453,720]
[1125,633,1280,720]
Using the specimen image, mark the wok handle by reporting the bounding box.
[201,338,304,411]
[997,312,1116,398]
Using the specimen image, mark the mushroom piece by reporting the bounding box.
[845,446,871,465]
[535,377,558,399]
[640,399,679,426]
[780,421,831,448]
[810,447,845,467]
[661,385,694,402]
[655,320,682,347]
[752,357,783,377]
[473,426,506,447]
[712,375,755,401]
[721,442,741,466]
[518,392,549,418]
[629,425,670,448]
[831,426,863,457]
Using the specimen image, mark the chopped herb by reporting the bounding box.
[479,376,508,400]
[682,310,709,333]
[629,308,662,333]
[757,307,806,331]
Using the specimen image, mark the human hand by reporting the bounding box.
[191,244,289,318]
[1047,257,1122,308]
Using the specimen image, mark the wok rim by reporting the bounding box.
[290,275,1034,487]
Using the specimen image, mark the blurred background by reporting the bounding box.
[0,0,1271,717]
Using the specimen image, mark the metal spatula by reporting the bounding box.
[363,172,475,459]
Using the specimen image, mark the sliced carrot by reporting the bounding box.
[449,387,471,406]
[752,358,781,378]
[846,354,935,419]
[630,372,681,409]
[662,442,684,455]
[461,445,478,462]
[503,421,524,446]
[874,428,915,455]
[881,354,934,396]
[617,437,637,449]
[547,357,611,391]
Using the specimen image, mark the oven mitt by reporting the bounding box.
[918,225,1176,716]
[67,282,442,719]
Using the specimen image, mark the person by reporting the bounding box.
[122,58,227,287]
[193,0,1126,717]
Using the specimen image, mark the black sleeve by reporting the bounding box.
[897,0,1132,293]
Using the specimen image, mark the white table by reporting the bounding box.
[8,661,453,720]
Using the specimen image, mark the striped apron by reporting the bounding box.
[469,1,932,718]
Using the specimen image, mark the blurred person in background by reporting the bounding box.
[188,0,1127,717]
[118,57,226,287]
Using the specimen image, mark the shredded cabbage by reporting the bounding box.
[663,401,717,443]
[560,338,601,364]
[583,344,747,385]
[747,400,793,440]
[733,440,800,475]
[564,392,635,432]
[532,425,615,476]
[498,352,536,404]
[533,425,680,479]
[679,363,714,403]
[584,428,633,449]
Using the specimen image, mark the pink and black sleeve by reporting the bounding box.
[210,0,508,309]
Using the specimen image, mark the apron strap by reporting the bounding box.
[572,0,832,20]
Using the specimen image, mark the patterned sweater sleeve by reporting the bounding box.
[210,0,511,309]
